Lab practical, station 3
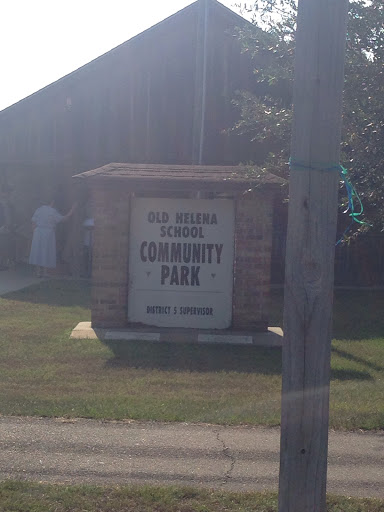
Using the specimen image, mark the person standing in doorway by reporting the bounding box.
[29,200,76,277]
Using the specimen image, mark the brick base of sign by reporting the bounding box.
[232,191,273,330]
[91,183,131,328]
[90,183,274,331]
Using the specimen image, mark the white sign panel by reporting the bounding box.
[128,198,235,329]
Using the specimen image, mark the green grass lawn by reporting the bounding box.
[0,280,383,429]
[1,481,383,512]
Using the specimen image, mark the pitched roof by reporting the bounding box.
[73,162,286,192]
[0,0,249,117]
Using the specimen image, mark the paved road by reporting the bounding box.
[0,416,383,498]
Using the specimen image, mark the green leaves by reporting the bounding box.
[234,0,384,231]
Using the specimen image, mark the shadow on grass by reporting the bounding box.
[332,347,384,373]
[104,340,283,374]
[103,340,376,382]
[104,341,375,381]
[4,279,91,308]
[330,368,374,381]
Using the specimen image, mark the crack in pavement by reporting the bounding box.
[215,429,235,486]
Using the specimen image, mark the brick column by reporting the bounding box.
[91,182,131,327]
[232,190,274,331]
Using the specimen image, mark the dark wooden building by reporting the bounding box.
[2,0,380,286]
[0,0,275,273]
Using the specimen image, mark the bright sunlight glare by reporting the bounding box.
[1,0,243,112]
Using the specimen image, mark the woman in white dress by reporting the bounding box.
[29,200,75,277]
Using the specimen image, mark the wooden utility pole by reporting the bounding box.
[278,1,349,512]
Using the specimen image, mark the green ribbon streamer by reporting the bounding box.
[288,158,371,243]
[339,165,366,226]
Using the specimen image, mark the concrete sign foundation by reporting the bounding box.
[128,198,235,328]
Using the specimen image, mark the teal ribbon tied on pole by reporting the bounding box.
[288,158,371,244]
[339,165,365,223]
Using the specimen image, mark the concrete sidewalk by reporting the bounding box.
[0,266,83,296]
[0,416,383,498]
[0,267,42,295]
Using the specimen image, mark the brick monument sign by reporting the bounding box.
[73,163,284,343]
